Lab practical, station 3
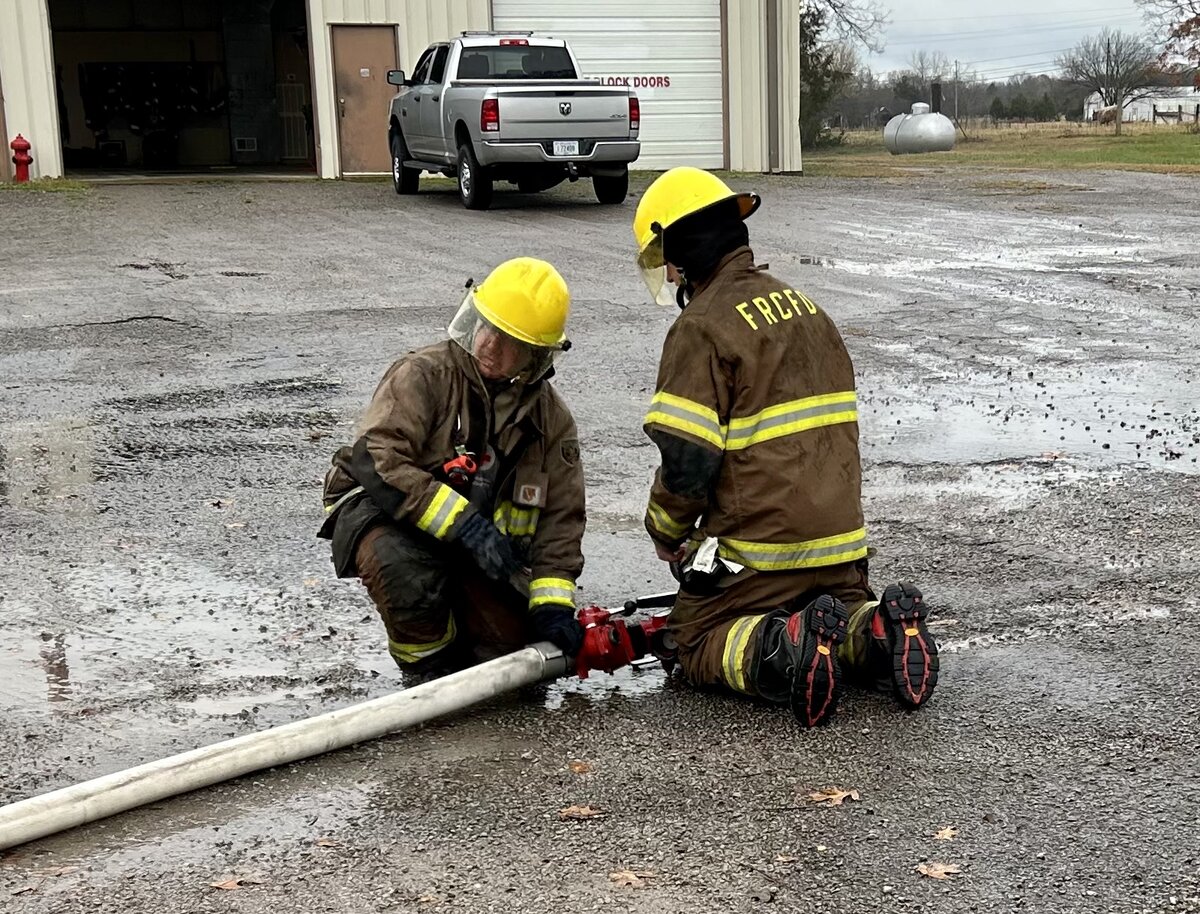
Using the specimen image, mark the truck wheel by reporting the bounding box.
[391,132,419,195]
[593,169,629,205]
[457,142,493,210]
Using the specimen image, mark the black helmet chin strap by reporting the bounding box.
[674,269,694,310]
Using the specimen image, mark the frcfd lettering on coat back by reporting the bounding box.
[733,288,819,331]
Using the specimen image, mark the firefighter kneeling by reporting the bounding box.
[633,168,939,727]
[319,258,585,677]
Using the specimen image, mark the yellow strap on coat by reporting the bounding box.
[722,614,766,694]
[388,616,457,665]
[415,483,469,540]
[646,498,691,541]
[644,391,726,450]
[529,576,576,610]
[719,527,869,571]
[645,389,858,453]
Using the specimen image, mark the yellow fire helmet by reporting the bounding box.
[448,257,571,383]
[633,167,760,306]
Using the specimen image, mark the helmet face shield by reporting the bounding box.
[636,233,676,307]
[449,290,562,383]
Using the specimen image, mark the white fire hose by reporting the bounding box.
[0,643,568,851]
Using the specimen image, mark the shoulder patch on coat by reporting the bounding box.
[560,438,581,467]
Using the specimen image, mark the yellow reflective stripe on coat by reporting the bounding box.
[415,483,469,540]
[718,527,869,571]
[529,576,576,609]
[722,614,766,694]
[646,498,691,540]
[645,391,726,450]
[388,616,457,665]
[725,391,858,451]
[494,501,541,538]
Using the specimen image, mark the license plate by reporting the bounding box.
[553,140,579,157]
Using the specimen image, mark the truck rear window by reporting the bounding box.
[456,46,577,80]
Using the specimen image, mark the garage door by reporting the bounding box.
[491,0,723,170]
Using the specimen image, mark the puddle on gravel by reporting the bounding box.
[543,663,667,709]
[859,375,1200,474]
[0,632,84,708]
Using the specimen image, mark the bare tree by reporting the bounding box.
[1137,0,1200,83]
[813,0,888,52]
[1058,28,1160,134]
[908,50,951,89]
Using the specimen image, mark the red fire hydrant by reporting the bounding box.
[11,134,32,183]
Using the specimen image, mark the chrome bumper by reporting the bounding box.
[476,139,640,168]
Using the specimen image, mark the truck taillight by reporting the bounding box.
[499,38,528,46]
[629,97,640,131]
[481,98,500,133]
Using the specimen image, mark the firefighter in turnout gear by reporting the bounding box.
[318,258,586,677]
[633,167,939,727]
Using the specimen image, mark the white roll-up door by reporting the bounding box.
[491,0,724,170]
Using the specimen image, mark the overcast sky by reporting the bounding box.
[868,1,1152,79]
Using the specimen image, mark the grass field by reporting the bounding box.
[0,177,91,193]
[802,121,1200,177]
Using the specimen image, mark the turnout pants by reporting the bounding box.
[353,522,532,671]
[670,559,885,696]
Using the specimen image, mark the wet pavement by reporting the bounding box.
[1,171,1198,913]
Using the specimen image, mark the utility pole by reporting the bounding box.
[1105,37,1112,105]
[954,59,960,121]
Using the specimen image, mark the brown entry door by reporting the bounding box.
[331,25,399,174]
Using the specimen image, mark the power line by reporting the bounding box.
[896,6,1136,23]
[974,65,1066,80]
[885,14,1138,46]
[965,46,1077,66]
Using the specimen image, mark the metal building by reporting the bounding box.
[0,0,802,180]
[1083,88,1200,124]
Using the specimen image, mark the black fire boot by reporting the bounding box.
[871,582,939,709]
[753,594,850,728]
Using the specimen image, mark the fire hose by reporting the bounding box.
[0,595,677,852]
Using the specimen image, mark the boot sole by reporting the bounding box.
[881,582,939,709]
[789,595,850,727]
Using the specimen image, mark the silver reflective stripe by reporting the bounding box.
[645,393,726,448]
[725,397,856,449]
[720,528,869,570]
[529,578,575,607]
[417,485,468,539]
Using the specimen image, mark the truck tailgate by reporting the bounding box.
[487,85,632,142]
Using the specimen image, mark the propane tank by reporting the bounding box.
[883,103,956,155]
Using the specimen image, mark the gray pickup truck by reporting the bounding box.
[386,31,641,210]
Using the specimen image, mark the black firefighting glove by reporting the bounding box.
[531,605,585,656]
[455,510,522,582]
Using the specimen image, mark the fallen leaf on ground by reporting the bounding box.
[417,893,441,905]
[303,577,321,587]
[568,760,592,774]
[808,787,861,806]
[210,876,266,891]
[933,827,959,841]
[314,837,341,847]
[10,886,36,896]
[559,804,604,820]
[916,862,962,880]
[224,522,246,529]
[775,854,797,863]
[610,870,655,888]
